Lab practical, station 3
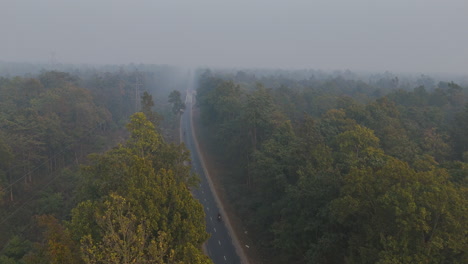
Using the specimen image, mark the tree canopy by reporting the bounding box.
[196,70,468,263]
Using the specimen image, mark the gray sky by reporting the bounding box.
[1,0,467,73]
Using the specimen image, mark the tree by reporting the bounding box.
[0,235,32,263]
[318,109,356,146]
[193,71,468,264]
[0,135,12,204]
[451,103,468,159]
[334,124,384,173]
[336,124,380,160]
[168,90,185,115]
[71,113,211,264]
[250,121,299,197]
[242,84,279,151]
[330,158,468,263]
[80,194,173,264]
[421,127,450,162]
[24,215,82,264]
[357,97,419,163]
[140,91,162,127]
[272,167,342,264]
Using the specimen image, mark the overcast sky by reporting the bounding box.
[1,0,467,73]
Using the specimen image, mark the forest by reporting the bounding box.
[0,64,467,264]
[196,69,468,263]
[3,0,467,263]
[0,66,211,263]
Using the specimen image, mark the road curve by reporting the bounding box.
[180,84,246,264]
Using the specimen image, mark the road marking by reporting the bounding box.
[218,240,221,245]
[214,228,216,232]
[245,245,250,248]
[224,256,227,261]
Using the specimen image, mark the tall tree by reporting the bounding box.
[140,91,162,127]
[24,215,82,264]
[243,85,279,151]
[71,113,211,264]
[331,158,468,263]
[168,90,185,115]
[80,194,172,264]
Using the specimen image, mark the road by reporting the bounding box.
[180,87,242,264]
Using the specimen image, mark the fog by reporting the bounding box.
[2,0,467,74]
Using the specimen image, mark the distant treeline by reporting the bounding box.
[196,69,468,263]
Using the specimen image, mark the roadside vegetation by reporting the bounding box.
[196,69,468,263]
[0,67,210,263]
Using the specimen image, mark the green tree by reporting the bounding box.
[140,91,162,127]
[24,215,82,264]
[242,84,280,151]
[318,109,356,146]
[250,121,299,198]
[71,113,211,264]
[80,194,173,264]
[451,103,468,159]
[168,90,185,115]
[193,72,468,264]
[334,124,383,173]
[0,235,32,263]
[331,158,468,263]
[0,134,12,203]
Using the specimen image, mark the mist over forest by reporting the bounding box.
[0,61,466,263]
[1,0,468,263]
[195,68,468,263]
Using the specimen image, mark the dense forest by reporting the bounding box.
[1,64,467,263]
[196,69,468,263]
[0,66,211,263]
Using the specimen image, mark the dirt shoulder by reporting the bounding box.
[191,108,264,264]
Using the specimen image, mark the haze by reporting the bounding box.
[2,0,467,74]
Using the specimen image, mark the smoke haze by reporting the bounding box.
[1,0,467,73]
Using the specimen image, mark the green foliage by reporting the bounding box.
[0,72,118,252]
[451,104,468,159]
[23,215,82,264]
[1,235,31,261]
[126,112,163,157]
[80,193,173,264]
[196,72,468,263]
[0,69,204,263]
[331,159,467,263]
[243,84,281,151]
[0,73,111,204]
[335,124,381,170]
[250,121,299,198]
[140,91,163,127]
[71,113,211,264]
[168,90,185,115]
[36,191,63,216]
[0,255,20,264]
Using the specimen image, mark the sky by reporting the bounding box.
[1,0,467,74]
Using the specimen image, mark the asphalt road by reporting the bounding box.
[181,89,242,264]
